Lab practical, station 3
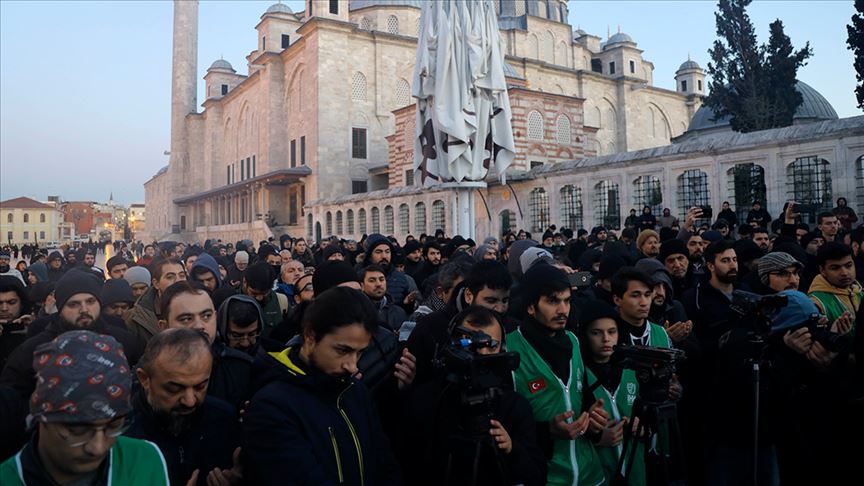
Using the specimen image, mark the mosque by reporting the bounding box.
[144,0,863,243]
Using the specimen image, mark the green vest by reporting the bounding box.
[626,321,671,348]
[0,436,169,486]
[809,291,860,338]
[587,368,646,486]
[508,329,605,486]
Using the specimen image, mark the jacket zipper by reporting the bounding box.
[329,426,345,483]
[337,385,365,486]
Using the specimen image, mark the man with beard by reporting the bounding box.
[189,252,222,292]
[106,255,130,279]
[413,241,443,290]
[127,328,242,486]
[752,227,771,253]
[275,260,304,301]
[45,251,66,282]
[242,287,402,485]
[217,294,265,357]
[361,264,408,332]
[0,270,143,398]
[659,239,690,299]
[0,251,24,283]
[362,234,417,311]
[225,251,249,289]
[681,240,739,355]
[158,281,252,407]
[758,252,804,293]
[125,257,186,343]
[636,229,660,259]
[402,240,424,281]
[79,249,105,282]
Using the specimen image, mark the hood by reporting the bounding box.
[362,233,394,267]
[634,258,675,298]
[251,345,353,399]
[507,239,540,279]
[216,293,266,345]
[47,251,64,264]
[808,274,863,296]
[191,253,222,288]
[29,262,49,282]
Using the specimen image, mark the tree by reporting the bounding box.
[848,0,864,109]
[706,0,812,133]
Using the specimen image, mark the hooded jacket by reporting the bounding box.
[243,346,401,486]
[362,234,416,307]
[191,253,222,288]
[125,286,160,344]
[808,274,863,334]
[27,262,48,283]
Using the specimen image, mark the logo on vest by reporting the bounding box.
[626,382,637,405]
[528,378,546,394]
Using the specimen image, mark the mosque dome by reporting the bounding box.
[208,59,235,72]
[678,59,702,71]
[265,3,293,15]
[687,81,839,133]
[602,31,635,49]
[349,0,423,11]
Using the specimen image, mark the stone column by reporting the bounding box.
[169,0,198,225]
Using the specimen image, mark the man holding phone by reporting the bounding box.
[0,275,33,370]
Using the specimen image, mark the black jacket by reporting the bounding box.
[0,314,143,399]
[209,341,253,407]
[243,347,401,486]
[125,389,239,486]
[717,208,739,228]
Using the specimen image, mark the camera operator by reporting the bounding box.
[507,264,609,486]
[402,306,546,486]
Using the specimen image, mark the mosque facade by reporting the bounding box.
[144,0,862,243]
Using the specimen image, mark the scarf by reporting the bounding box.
[520,316,573,383]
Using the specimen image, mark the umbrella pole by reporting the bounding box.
[456,187,474,240]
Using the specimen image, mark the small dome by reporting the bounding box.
[349,0,423,11]
[678,59,702,71]
[265,3,293,15]
[208,59,235,72]
[573,29,587,38]
[602,32,635,48]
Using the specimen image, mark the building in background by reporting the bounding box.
[0,197,66,245]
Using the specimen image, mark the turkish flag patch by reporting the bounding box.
[528,378,546,394]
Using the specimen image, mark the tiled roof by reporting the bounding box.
[0,196,54,209]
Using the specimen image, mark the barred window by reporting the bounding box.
[307,213,313,239]
[360,17,371,30]
[371,207,381,233]
[500,210,516,235]
[594,180,621,229]
[432,200,446,233]
[527,111,544,140]
[529,187,550,233]
[677,169,710,222]
[415,16,421,36]
[857,156,864,215]
[395,78,411,108]
[326,211,333,235]
[555,114,571,145]
[787,156,832,225]
[632,175,663,216]
[386,15,399,35]
[514,0,526,16]
[399,204,410,234]
[726,163,767,224]
[351,72,367,101]
[559,185,583,230]
[336,211,343,235]
[405,169,415,186]
[346,209,354,234]
[358,208,367,234]
[415,202,427,233]
[384,206,394,234]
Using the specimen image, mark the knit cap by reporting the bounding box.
[54,270,102,310]
[757,252,804,285]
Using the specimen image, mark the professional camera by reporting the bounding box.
[611,344,685,404]
[784,313,852,354]
[436,326,520,438]
[729,290,789,336]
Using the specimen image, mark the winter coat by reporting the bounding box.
[717,208,739,228]
[243,347,401,486]
[191,253,223,288]
[125,286,161,344]
[808,274,863,337]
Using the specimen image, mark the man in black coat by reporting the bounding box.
[0,270,143,398]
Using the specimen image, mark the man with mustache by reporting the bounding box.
[808,242,862,333]
[126,328,242,486]
[361,234,417,312]
[0,270,143,398]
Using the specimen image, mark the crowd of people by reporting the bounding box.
[0,198,861,486]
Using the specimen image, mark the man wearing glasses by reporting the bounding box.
[217,294,266,356]
[757,252,804,293]
[0,330,169,485]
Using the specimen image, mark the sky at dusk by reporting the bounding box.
[1,0,860,205]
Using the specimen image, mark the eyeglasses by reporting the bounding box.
[51,415,131,447]
[227,330,260,342]
[770,269,799,278]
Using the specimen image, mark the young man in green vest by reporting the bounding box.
[0,330,169,485]
[611,268,673,349]
[508,263,609,486]
[808,242,860,338]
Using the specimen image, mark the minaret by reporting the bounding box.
[169,0,198,228]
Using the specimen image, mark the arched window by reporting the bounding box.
[414,202,427,233]
[431,200,446,233]
[527,111,544,140]
[23,213,29,223]
[594,180,621,229]
[555,114,571,145]
[384,206,394,234]
[359,17,371,30]
[632,175,663,215]
[358,208,367,234]
[346,209,354,234]
[395,78,411,108]
[371,207,381,233]
[529,187,550,232]
[39,213,46,223]
[6,214,11,223]
[336,211,343,235]
[325,211,333,235]
[787,156,832,224]
[500,209,516,235]
[537,1,548,19]
[726,163,767,223]
[560,185,583,230]
[677,169,710,221]
[386,15,399,35]
[399,204,410,234]
[351,72,367,102]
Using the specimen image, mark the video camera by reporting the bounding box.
[612,344,685,404]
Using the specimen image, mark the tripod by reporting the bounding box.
[614,398,687,486]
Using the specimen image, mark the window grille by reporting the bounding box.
[431,200,446,233]
[726,163,766,224]
[594,180,621,229]
[326,211,333,235]
[857,156,864,215]
[414,202,426,233]
[371,207,381,233]
[360,17,371,30]
[514,0,526,16]
[384,206,394,234]
[405,169,414,186]
[358,208,367,234]
[500,210,515,235]
[399,204,410,234]
[677,169,710,222]
[352,128,367,159]
[336,211,343,235]
[787,156,833,225]
[351,72,367,101]
[386,15,399,35]
[529,187,550,233]
[307,214,313,239]
[632,175,663,216]
[395,79,411,107]
[555,114,571,145]
[527,111,544,140]
[559,185,583,230]
[346,209,354,234]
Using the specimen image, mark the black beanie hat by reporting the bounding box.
[659,239,688,263]
[100,279,135,307]
[313,262,360,294]
[322,245,344,260]
[403,240,422,254]
[521,263,570,305]
[578,299,619,329]
[243,262,275,291]
[596,255,626,280]
[54,270,103,310]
